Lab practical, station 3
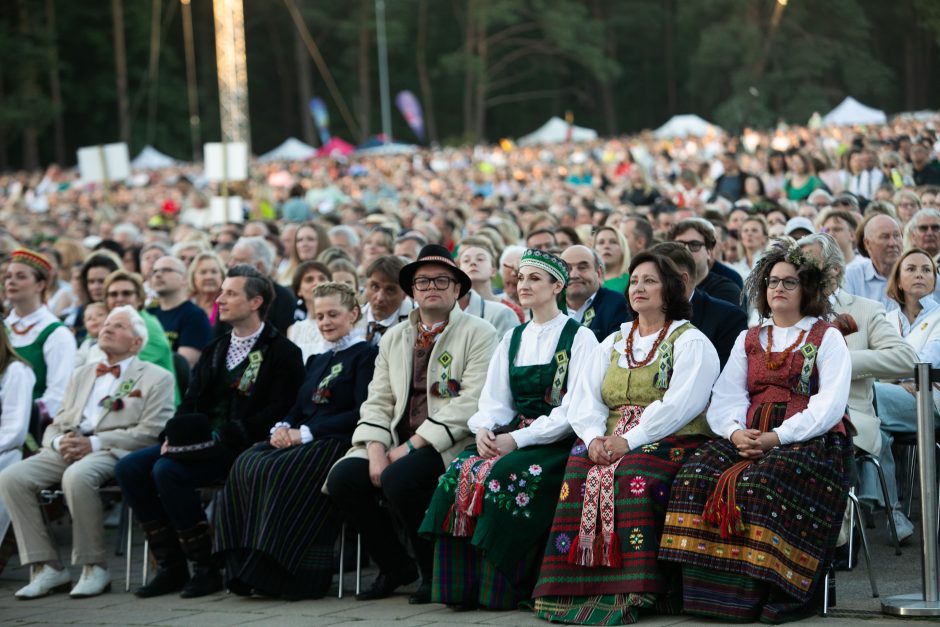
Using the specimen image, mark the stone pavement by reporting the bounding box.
[0,511,932,626]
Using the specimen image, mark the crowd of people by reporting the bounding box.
[0,114,938,623]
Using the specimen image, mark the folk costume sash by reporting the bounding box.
[448,318,579,537]
[701,319,842,539]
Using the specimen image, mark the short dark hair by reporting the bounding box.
[526,228,556,246]
[669,218,717,250]
[226,264,276,320]
[745,243,830,319]
[626,251,692,320]
[624,216,654,246]
[649,242,696,282]
[291,260,332,297]
[365,255,406,283]
[80,252,121,302]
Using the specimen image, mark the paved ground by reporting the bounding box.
[0,507,934,626]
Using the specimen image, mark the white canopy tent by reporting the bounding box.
[517,117,598,146]
[130,145,179,170]
[258,137,317,162]
[653,114,721,138]
[821,97,887,126]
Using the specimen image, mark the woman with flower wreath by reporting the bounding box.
[215,282,377,599]
[419,249,597,610]
[531,251,720,625]
[658,242,852,623]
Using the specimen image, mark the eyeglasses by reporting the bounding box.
[766,277,800,291]
[675,240,706,252]
[107,290,137,298]
[413,276,455,291]
[152,267,184,275]
[917,224,940,232]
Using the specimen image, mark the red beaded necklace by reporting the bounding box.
[764,325,806,370]
[625,318,672,368]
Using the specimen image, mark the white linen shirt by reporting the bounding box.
[0,361,36,454]
[707,316,851,445]
[566,320,719,452]
[5,306,76,417]
[467,313,598,449]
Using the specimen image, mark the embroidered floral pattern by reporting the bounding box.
[629,528,644,549]
[555,533,572,554]
[485,464,543,518]
[630,476,647,496]
[559,482,570,501]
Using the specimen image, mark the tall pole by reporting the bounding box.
[181,0,201,161]
[213,0,251,149]
[111,0,130,144]
[374,0,392,142]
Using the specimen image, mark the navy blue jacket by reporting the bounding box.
[580,286,631,343]
[690,288,748,369]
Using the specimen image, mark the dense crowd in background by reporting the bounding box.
[0,115,939,622]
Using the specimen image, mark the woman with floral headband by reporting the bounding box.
[659,242,852,623]
[532,251,720,625]
[420,249,597,611]
[215,282,377,599]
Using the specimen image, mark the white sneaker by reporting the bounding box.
[70,565,111,598]
[14,564,71,599]
[892,510,915,544]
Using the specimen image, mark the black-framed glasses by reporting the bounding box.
[413,276,455,291]
[917,224,940,232]
[766,277,800,291]
[676,240,706,252]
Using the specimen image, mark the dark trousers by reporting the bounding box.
[114,444,235,531]
[327,447,443,580]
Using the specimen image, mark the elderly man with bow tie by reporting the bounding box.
[0,305,174,599]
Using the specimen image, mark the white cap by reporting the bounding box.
[784,216,816,237]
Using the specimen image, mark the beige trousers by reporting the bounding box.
[0,449,116,566]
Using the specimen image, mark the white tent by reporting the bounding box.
[517,117,598,146]
[653,114,721,139]
[130,145,178,170]
[258,137,317,162]
[821,97,887,126]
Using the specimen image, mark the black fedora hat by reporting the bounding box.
[163,413,226,462]
[398,244,472,298]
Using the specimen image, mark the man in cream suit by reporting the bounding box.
[0,306,174,599]
[800,234,918,542]
[327,245,498,605]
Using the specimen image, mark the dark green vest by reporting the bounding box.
[10,322,64,400]
[507,317,580,419]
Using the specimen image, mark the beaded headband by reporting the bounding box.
[10,248,52,278]
[519,248,569,286]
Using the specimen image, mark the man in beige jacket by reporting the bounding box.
[0,306,174,599]
[327,244,498,605]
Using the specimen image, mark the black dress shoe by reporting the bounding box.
[355,566,419,601]
[447,600,478,612]
[408,581,432,605]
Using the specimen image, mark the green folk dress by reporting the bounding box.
[419,318,580,610]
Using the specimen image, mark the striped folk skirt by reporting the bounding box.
[214,438,346,599]
[419,439,571,609]
[531,434,706,625]
[658,421,850,623]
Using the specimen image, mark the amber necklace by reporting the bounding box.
[764,325,806,370]
[10,320,38,335]
[625,318,672,368]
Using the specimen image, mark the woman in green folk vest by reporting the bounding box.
[531,251,720,626]
[4,249,76,427]
[420,249,598,611]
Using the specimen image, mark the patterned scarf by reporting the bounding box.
[416,321,446,349]
[569,405,642,568]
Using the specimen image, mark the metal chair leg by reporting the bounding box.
[859,454,902,554]
[356,531,361,596]
[124,506,133,593]
[904,444,917,518]
[115,501,128,557]
[848,492,879,597]
[338,523,345,599]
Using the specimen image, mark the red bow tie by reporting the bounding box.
[96,363,121,378]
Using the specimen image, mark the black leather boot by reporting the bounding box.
[178,521,222,598]
[135,521,190,598]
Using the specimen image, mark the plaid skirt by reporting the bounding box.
[214,438,346,598]
[659,410,850,618]
[531,434,706,624]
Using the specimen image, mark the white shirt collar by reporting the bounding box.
[98,355,136,378]
[759,315,817,331]
[231,322,265,344]
[528,312,568,331]
[324,328,366,353]
[6,305,51,326]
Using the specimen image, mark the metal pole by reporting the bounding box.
[375,0,392,142]
[181,0,201,161]
[882,362,940,616]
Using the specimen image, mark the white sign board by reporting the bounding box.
[209,196,244,224]
[77,143,130,183]
[204,142,248,182]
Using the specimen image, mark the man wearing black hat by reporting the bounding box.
[327,245,499,604]
[114,265,304,599]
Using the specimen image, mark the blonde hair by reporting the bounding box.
[187,251,226,294]
[592,226,631,278]
[311,281,361,322]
